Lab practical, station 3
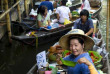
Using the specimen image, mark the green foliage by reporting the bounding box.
[60,58,77,67]
[72,11,79,17]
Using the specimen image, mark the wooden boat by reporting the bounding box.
[33,0,81,10]
[11,21,73,46]
[26,19,109,74]
[11,3,102,46]
[23,3,102,22]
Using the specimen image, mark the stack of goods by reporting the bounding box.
[47,45,72,62]
[88,51,102,69]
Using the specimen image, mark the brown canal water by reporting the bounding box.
[99,0,110,60]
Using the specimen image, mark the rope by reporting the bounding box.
[30,31,38,48]
[21,20,38,30]
[21,20,44,31]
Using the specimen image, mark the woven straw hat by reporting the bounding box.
[59,29,94,50]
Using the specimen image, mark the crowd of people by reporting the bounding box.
[36,0,93,36]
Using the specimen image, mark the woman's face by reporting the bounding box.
[81,15,87,22]
[44,9,47,16]
[70,39,84,56]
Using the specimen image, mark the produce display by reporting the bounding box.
[47,45,78,68]
[47,45,72,61]
[47,45,65,61]
[47,46,103,70]
[71,10,79,17]
[88,51,102,64]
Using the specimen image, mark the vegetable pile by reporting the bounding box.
[72,10,79,17]
[88,51,102,64]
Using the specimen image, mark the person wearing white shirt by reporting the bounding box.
[81,0,91,11]
[55,0,72,23]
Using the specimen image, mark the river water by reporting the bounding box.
[99,0,110,59]
[0,0,109,74]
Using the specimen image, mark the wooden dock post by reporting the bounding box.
[0,0,21,42]
[106,0,110,74]
[31,0,33,8]
[24,0,28,17]
[106,0,110,51]
[0,1,20,19]
[17,0,21,22]
[4,0,12,43]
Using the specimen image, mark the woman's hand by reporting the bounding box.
[78,57,92,66]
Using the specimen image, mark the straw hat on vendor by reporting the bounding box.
[57,29,98,74]
[59,29,95,50]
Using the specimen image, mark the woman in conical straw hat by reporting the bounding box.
[57,29,99,74]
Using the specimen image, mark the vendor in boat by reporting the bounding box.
[39,0,54,12]
[81,0,91,11]
[55,0,72,24]
[53,0,60,8]
[73,9,94,37]
[37,6,51,28]
[57,29,98,74]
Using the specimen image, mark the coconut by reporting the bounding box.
[48,46,56,53]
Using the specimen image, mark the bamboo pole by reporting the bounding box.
[31,0,33,8]
[106,0,109,51]
[4,0,12,42]
[24,0,28,17]
[0,0,21,20]
[106,0,110,73]
[16,0,21,22]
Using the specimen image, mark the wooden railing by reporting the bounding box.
[0,0,21,42]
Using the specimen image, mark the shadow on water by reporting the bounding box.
[0,33,58,74]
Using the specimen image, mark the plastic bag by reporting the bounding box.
[29,9,37,16]
[51,23,59,28]
[64,18,71,25]
[93,36,102,45]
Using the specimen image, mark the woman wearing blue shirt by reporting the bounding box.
[58,29,98,74]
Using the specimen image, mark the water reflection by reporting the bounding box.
[99,0,107,42]
[99,0,110,61]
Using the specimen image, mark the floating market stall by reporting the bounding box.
[11,3,102,46]
[27,19,109,74]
